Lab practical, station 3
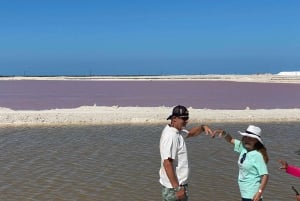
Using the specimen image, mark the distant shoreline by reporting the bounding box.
[1,74,300,83]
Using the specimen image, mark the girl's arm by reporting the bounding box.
[279,160,300,177]
[253,174,268,201]
[287,165,300,177]
[214,129,235,144]
[221,130,235,144]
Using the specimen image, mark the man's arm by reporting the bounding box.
[163,158,185,199]
[186,125,213,138]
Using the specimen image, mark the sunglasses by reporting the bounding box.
[178,116,189,121]
[240,153,247,164]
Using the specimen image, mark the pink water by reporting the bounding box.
[1,80,300,110]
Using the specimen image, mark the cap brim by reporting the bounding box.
[238,131,263,144]
[167,115,189,120]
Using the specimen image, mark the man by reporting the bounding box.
[159,105,212,201]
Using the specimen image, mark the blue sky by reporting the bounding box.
[0,0,299,76]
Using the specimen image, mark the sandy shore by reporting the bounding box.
[1,106,300,127]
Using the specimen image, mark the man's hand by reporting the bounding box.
[175,188,186,200]
[201,125,213,137]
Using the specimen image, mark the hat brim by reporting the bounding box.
[238,131,263,144]
[167,115,189,120]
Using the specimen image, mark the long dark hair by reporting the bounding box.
[254,141,269,163]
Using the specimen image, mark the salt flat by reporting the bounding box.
[1,106,300,127]
[1,74,300,126]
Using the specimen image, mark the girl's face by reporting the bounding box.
[242,136,258,151]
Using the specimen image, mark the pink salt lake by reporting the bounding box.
[0,80,300,110]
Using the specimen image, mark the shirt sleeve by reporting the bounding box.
[160,133,178,160]
[234,139,244,153]
[255,153,268,175]
[286,165,300,177]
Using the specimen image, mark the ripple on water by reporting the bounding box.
[0,123,299,200]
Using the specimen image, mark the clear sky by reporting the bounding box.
[0,0,299,76]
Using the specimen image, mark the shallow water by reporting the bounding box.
[0,122,300,201]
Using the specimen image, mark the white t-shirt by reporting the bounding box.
[159,124,189,188]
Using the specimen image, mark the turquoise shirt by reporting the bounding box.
[234,140,268,199]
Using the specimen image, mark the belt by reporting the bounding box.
[162,183,188,189]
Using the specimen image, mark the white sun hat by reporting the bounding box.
[238,125,263,144]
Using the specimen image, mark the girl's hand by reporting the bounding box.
[213,129,226,138]
[278,160,288,170]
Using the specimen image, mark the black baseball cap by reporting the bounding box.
[167,105,189,120]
